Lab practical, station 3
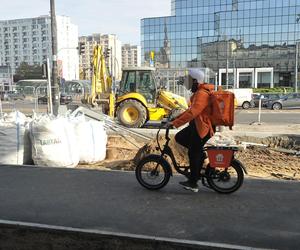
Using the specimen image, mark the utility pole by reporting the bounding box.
[50,0,59,115]
[296,41,298,93]
[113,37,117,92]
[225,36,229,89]
[233,49,237,89]
[295,14,300,93]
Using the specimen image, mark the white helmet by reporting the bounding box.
[188,68,205,83]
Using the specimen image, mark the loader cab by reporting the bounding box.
[119,67,157,103]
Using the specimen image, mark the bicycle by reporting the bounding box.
[135,122,247,194]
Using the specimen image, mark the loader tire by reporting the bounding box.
[117,100,147,128]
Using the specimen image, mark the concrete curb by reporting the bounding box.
[0,219,269,250]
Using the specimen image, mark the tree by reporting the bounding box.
[14,62,43,82]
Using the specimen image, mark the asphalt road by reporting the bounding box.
[1,100,300,124]
[0,165,299,249]
[235,109,300,124]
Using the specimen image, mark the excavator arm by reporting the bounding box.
[82,45,115,117]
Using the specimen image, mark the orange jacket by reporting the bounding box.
[172,83,215,139]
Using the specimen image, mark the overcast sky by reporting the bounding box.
[0,0,171,45]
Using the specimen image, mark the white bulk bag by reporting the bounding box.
[4,111,27,125]
[30,117,79,167]
[0,111,32,165]
[74,120,107,163]
[0,123,25,165]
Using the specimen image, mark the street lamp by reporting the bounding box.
[296,40,299,93]
[295,14,300,93]
[50,0,59,115]
[224,35,229,90]
[233,48,237,89]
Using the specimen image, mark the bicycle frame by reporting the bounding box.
[156,126,192,177]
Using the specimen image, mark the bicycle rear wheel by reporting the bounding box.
[135,154,171,190]
[206,159,244,194]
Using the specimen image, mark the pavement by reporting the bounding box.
[223,123,300,138]
[0,165,299,250]
[128,123,300,141]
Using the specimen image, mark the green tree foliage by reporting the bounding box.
[14,62,43,82]
[253,87,294,94]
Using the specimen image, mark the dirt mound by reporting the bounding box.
[236,146,300,180]
[78,135,300,181]
[235,135,300,151]
[133,135,189,166]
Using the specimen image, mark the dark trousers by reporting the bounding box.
[175,121,211,184]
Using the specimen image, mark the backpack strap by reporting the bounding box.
[200,88,211,96]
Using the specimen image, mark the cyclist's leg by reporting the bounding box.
[188,133,211,184]
[175,125,192,148]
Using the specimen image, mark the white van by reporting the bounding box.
[227,88,254,109]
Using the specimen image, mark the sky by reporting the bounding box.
[0,0,171,45]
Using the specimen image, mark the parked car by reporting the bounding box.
[228,88,255,109]
[60,93,73,105]
[0,91,6,101]
[7,92,26,100]
[37,95,48,104]
[266,93,300,110]
[252,93,282,107]
[38,93,72,105]
[0,91,25,101]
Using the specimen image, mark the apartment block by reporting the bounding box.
[122,44,141,68]
[0,15,79,84]
[79,33,122,80]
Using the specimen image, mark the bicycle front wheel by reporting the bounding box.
[135,154,171,190]
[206,159,244,194]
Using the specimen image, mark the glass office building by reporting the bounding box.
[141,0,300,88]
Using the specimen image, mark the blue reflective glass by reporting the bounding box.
[141,0,300,77]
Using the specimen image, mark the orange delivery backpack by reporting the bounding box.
[208,88,235,130]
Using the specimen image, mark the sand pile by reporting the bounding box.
[78,135,300,181]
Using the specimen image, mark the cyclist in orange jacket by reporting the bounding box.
[170,69,215,192]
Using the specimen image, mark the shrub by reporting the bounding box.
[253,87,294,93]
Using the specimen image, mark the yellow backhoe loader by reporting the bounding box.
[82,45,188,128]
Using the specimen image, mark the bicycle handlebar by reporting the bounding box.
[156,121,172,152]
[165,126,170,140]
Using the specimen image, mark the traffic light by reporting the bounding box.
[104,48,111,58]
[42,62,48,79]
[78,42,85,55]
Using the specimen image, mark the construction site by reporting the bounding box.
[1,10,300,250]
[1,44,299,181]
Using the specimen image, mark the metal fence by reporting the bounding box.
[154,69,191,101]
[0,85,63,116]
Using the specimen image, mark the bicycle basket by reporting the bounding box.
[206,146,237,168]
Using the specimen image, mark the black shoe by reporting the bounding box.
[179,181,199,193]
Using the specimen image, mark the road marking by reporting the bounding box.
[0,219,271,250]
